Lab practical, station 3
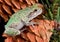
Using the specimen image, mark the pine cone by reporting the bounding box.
[3,19,55,42]
[0,0,38,22]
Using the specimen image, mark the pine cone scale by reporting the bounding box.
[0,0,38,22]
[2,4,12,15]
[27,32,36,42]
[19,0,23,2]
[25,0,32,5]
[4,0,12,7]
[30,0,36,5]
[11,0,21,9]
[19,2,27,9]
[0,12,8,22]
[36,36,44,42]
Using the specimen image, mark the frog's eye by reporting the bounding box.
[34,9,37,11]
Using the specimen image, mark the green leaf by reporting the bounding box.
[52,0,59,10]
[56,7,60,22]
[48,9,53,20]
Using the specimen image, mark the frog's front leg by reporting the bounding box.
[15,20,25,30]
[23,21,39,27]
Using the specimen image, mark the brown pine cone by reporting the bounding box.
[3,19,55,42]
[0,0,38,22]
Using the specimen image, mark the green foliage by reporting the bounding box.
[56,7,60,23]
[41,0,60,20]
[41,0,54,20]
[40,0,60,42]
[50,29,60,42]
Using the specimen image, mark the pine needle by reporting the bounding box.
[56,7,60,23]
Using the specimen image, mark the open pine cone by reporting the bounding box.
[0,0,39,22]
[3,19,55,42]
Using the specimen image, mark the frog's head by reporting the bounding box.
[27,5,43,21]
[4,27,20,36]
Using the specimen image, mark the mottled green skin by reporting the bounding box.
[4,4,42,36]
[5,4,40,28]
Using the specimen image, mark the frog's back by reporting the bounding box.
[5,14,20,28]
[5,4,39,28]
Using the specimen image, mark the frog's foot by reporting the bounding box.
[4,28,27,36]
[26,21,39,27]
[20,28,27,33]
